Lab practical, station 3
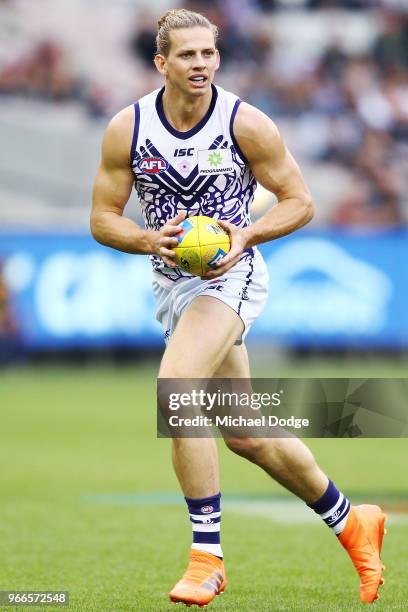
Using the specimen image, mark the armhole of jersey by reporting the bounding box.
[130,101,140,167]
[229,99,248,164]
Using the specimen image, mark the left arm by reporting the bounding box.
[206,102,314,277]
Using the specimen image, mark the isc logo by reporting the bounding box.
[139,157,168,174]
[174,148,194,157]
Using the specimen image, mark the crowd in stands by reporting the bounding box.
[0,40,78,102]
[0,0,407,227]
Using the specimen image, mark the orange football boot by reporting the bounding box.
[169,549,227,607]
[339,505,387,603]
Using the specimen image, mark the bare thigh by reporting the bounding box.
[158,295,244,379]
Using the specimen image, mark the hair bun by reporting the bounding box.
[158,9,181,30]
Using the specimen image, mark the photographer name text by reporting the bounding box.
[167,415,309,429]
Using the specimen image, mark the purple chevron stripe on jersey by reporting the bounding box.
[139,135,230,189]
[144,139,200,185]
[135,139,238,191]
[133,139,238,211]
[134,149,185,194]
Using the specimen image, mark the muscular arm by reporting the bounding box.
[90,106,156,254]
[235,102,314,248]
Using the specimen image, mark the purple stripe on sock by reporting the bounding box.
[193,531,220,544]
[308,480,340,515]
[186,492,221,516]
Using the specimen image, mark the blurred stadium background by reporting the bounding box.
[0,1,407,610]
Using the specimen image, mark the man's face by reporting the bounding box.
[155,27,220,96]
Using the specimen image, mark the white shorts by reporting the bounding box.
[152,249,269,345]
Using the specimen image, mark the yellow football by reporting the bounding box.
[174,215,230,276]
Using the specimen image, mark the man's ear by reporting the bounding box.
[154,54,167,76]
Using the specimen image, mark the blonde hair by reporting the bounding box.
[156,8,218,57]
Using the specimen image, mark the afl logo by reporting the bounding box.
[201,505,213,514]
[139,157,168,174]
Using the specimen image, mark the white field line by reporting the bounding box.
[85,493,408,525]
[223,500,408,525]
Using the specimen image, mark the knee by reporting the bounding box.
[224,436,266,459]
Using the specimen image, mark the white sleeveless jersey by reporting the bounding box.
[130,84,257,281]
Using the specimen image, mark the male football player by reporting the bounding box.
[91,8,386,607]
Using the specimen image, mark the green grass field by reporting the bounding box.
[1,358,407,611]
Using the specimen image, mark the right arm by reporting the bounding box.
[90,106,184,262]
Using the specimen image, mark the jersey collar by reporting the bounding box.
[155,84,218,140]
